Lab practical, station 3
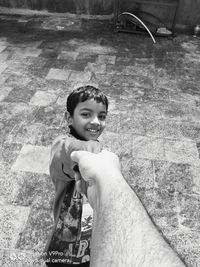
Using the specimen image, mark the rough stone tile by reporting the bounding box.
[106,65,123,75]
[0,37,8,43]
[122,64,155,78]
[57,51,79,61]
[100,131,132,157]
[29,91,57,107]
[6,122,44,145]
[16,207,53,252]
[168,91,199,106]
[0,86,12,101]
[68,71,92,82]
[12,124,65,147]
[84,62,106,74]
[191,166,200,194]
[119,99,145,116]
[145,119,183,139]
[4,86,35,103]
[132,75,154,89]
[0,45,7,53]
[76,43,116,54]
[100,84,121,98]
[189,106,200,123]
[106,97,120,115]
[149,187,179,233]
[131,187,158,218]
[169,233,200,267]
[0,204,30,248]
[26,61,49,79]
[120,86,145,101]
[11,144,50,175]
[97,55,116,64]
[105,113,120,133]
[142,87,170,102]
[125,157,154,189]
[0,73,9,84]
[164,139,200,165]
[180,122,200,141]
[10,171,54,209]
[156,101,190,121]
[32,105,64,128]
[177,193,200,231]
[94,73,113,86]
[3,62,28,76]
[132,135,165,161]
[39,48,58,59]
[154,160,195,196]
[0,143,23,203]
[56,95,67,106]
[0,102,32,122]
[0,167,19,204]
[46,68,71,81]
[0,62,8,74]
[14,47,42,58]
[5,74,32,87]
[13,40,43,49]
[119,115,146,135]
[120,101,162,121]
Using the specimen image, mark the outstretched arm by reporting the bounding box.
[71,150,185,267]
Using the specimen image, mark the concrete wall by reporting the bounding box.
[0,0,200,28]
[0,0,113,14]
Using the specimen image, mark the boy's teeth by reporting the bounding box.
[88,129,98,132]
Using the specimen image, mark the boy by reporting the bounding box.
[44,85,109,266]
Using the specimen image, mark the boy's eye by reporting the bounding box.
[81,113,90,118]
[99,114,106,121]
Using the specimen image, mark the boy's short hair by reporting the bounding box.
[67,85,109,116]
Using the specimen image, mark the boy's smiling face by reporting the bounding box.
[67,98,107,141]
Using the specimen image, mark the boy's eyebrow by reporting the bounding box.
[79,108,107,113]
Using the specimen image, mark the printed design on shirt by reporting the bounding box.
[47,186,93,264]
[57,189,82,242]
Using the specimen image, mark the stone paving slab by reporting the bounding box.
[68,70,92,82]
[46,68,71,80]
[164,139,200,165]
[0,45,6,53]
[11,144,50,175]
[97,55,116,65]
[29,91,58,106]
[0,86,13,101]
[0,62,9,74]
[57,51,79,61]
[0,204,30,248]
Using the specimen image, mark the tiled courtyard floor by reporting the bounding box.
[0,11,200,267]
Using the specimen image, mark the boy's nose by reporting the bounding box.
[91,116,100,125]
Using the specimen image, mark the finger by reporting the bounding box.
[74,171,81,182]
[75,180,82,193]
[81,179,88,197]
[71,150,91,163]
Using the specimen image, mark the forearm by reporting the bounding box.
[91,175,185,267]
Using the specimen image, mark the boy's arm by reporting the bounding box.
[50,136,102,184]
[67,139,102,155]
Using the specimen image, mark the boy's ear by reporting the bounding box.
[65,111,73,125]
